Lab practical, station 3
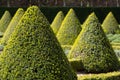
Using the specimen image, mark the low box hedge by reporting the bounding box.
[78,71,120,80]
[69,58,120,80]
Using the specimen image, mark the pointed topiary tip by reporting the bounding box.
[69,8,75,13]
[89,12,97,18]
[59,11,64,14]
[26,5,40,12]
[82,12,99,27]
[3,10,11,16]
[18,8,24,11]
[109,11,113,15]
[107,11,115,17]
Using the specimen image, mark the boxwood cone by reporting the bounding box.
[68,12,119,73]
[102,12,120,34]
[0,6,77,80]
[0,8,24,45]
[0,10,11,33]
[57,8,82,45]
[51,11,64,34]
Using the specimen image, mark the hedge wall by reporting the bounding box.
[0,7,120,23]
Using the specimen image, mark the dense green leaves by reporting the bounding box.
[78,71,120,80]
[57,8,82,45]
[0,8,24,45]
[0,11,11,33]
[51,11,64,34]
[68,12,119,73]
[0,6,77,80]
[102,12,120,34]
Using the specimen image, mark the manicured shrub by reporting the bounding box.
[51,11,64,34]
[0,8,24,45]
[107,34,120,42]
[61,45,72,55]
[0,10,11,33]
[78,71,120,80]
[102,12,120,34]
[0,6,77,80]
[112,37,120,43]
[0,45,4,51]
[68,12,119,73]
[57,8,82,45]
[0,32,3,37]
[69,58,84,71]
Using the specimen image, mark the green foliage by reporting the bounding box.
[0,8,24,45]
[102,12,120,34]
[0,10,11,33]
[61,45,72,55]
[57,8,82,45]
[107,34,120,42]
[107,34,120,43]
[0,32,4,38]
[78,71,120,80]
[68,12,119,73]
[0,6,77,80]
[51,11,64,34]
[69,58,84,71]
[0,45,4,51]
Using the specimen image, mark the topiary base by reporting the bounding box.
[77,71,120,80]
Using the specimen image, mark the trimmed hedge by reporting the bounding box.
[107,34,120,43]
[0,32,4,37]
[69,59,84,72]
[0,8,24,45]
[57,8,81,45]
[0,10,12,33]
[102,12,120,34]
[61,45,72,55]
[0,6,77,80]
[0,45,4,51]
[51,11,64,34]
[68,12,119,73]
[78,71,120,80]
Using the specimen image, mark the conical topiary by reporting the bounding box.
[68,12,119,73]
[56,8,82,45]
[0,8,24,45]
[51,11,64,34]
[0,6,77,80]
[102,12,120,34]
[0,10,11,33]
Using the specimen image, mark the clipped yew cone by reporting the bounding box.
[57,8,82,45]
[0,6,77,80]
[102,12,120,34]
[68,12,119,73]
[0,8,24,45]
[51,11,64,34]
[0,10,11,33]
